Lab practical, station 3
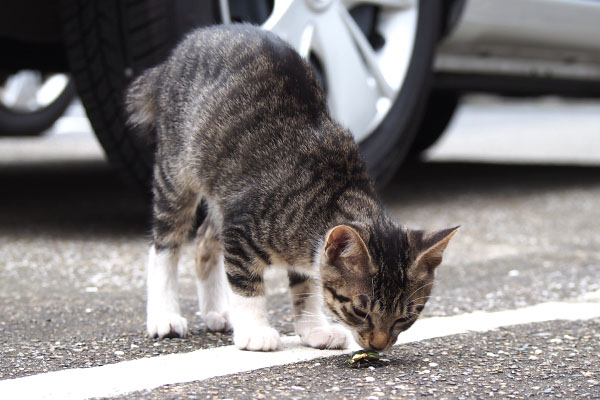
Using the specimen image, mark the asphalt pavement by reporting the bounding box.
[0,98,599,399]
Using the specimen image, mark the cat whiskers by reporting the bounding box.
[406,281,435,299]
[371,277,375,298]
[410,295,432,304]
[360,313,371,326]
[293,310,324,322]
[297,310,320,317]
[358,307,372,324]
[294,311,319,317]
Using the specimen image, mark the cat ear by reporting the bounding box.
[408,226,459,273]
[324,225,369,267]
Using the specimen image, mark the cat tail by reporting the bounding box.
[124,65,162,143]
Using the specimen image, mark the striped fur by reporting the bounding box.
[126,24,457,351]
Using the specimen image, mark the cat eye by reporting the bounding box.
[352,305,368,319]
[392,303,425,331]
[392,313,417,331]
[349,305,373,328]
[394,315,413,325]
[339,304,372,328]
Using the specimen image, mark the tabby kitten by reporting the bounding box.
[126,24,457,352]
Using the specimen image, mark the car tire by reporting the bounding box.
[60,0,220,191]
[357,2,443,185]
[408,90,460,158]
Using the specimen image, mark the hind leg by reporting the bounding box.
[146,165,199,339]
[147,245,188,338]
[194,219,231,332]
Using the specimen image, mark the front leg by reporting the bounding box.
[224,247,279,351]
[229,292,280,351]
[288,271,349,349]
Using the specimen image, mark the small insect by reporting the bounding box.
[345,350,381,368]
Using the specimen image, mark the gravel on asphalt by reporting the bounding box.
[116,318,600,399]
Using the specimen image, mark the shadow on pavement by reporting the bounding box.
[0,160,149,237]
[1,159,599,235]
[385,161,600,204]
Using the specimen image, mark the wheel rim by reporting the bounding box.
[0,71,70,113]
[219,0,418,142]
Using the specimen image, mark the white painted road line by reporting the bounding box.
[2,298,599,400]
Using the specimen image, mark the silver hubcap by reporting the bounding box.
[0,71,70,112]
[305,0,334,12]
[220,0,418,142]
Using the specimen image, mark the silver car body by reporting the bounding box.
[437,0,600,82]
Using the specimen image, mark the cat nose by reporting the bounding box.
[368,331,389,351]
[368,341,385,351]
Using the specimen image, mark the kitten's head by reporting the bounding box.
[318,224,458,351]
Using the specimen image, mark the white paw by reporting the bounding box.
[204,311,232,332]
[147,313,188,339]
[233,326,280,351]
[299,324,349,349]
